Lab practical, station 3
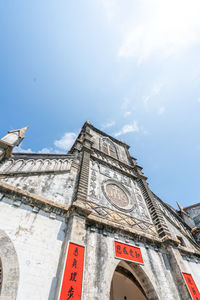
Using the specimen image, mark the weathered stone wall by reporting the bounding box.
[0,155,78,207]
[88,159,152,223]
[1,172,76,206]
[185,205,200,228]
[82,228,182,300]
[0,122,200,300]
[89,128,129,164]
[164,217,196,250]
[182,257,200,290]
[0,195,66,300]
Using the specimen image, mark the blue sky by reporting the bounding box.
[1,0,200,209]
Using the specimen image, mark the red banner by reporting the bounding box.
[59,242,85,300]
[114,241,143,264]
[182,272,200,300]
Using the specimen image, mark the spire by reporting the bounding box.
[1,126,28,146]
[176,201,188,216]
[0,126,28,161]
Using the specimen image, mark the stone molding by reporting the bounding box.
[0,156,74,175]
[91,148,140,179]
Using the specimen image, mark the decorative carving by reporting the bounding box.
[0,156,73,175]
[106,184,129,208]
[102,179,135,212]
[82,200,157,236]
[92,149,138,178]
[89,169,97,197]
[99,164,131,187]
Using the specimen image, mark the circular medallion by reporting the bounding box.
[102,179,134,212]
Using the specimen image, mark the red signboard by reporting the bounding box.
[182,272,200,300]
[59,242,85,300]
[114,241,143,264]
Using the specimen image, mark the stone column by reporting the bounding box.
[54,213,87,300]
[54,125,93,300]
[166,246,191,300]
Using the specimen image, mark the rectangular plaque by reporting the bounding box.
[59,242,85,300]
[114,241,143,264]
[182,272,200,300]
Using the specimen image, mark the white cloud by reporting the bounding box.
[100,0,120,21]
[143,95,150,106]
[121,97,130,110]
[101,121,116,129]
[14,145,33,153]
[144,81,164,106]
[158,107,165,115]
[121,98,134,117]
[152,82,164,95]
[13,131,78,154]
[101,0,200,63]
[38,147,52,154]
[115,120,139,137]
[124,111,131,117]
[54,132,77,150]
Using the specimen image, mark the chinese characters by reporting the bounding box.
[114,241,143,264]
[59,243,85,300]
[182,273,200,300]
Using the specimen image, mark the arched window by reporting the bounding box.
[102,141,109,155]
[100,138,118,159]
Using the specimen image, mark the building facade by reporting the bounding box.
[0,121,200,300]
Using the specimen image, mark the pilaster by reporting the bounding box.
[138,178,172,239]
[74,127,93,203]
[54,213,87,300]
[166,246,192,300]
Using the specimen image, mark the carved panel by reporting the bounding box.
[0,157,73,174]
[102,179,135,212]
[88,159,152,223]
[83,200,157,236]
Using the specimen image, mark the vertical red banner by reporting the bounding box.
[59,242,85,300]
[182,272,200,300]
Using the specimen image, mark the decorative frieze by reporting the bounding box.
[78,199,157,237]
[0,155,74,176]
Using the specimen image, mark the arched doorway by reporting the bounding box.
[110,261,159,300]
[0,258,2,295]
[0,230,19,298]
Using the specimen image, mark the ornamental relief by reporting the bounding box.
[88,160,152,222]
[102,179,135,212]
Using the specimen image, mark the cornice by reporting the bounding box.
[91,148,148,180]
[12,153,74,160]
[0,169,71,178]
[153,192,193,232]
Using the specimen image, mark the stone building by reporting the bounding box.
[0,121,200,300]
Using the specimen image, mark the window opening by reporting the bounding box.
[177,236,185,247]
[101,138,118,159]
[102,142,109,154]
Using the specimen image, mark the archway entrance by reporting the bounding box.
[110,263,147,300]
[110,261,158,300]
[0,229,19,298]
[0,258,2,295]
